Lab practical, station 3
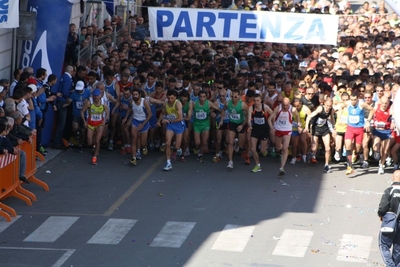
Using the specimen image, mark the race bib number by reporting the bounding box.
[76,101,83,109]
[224,112,230,120]
[340,116,347,124]
[230,114,241,120]
[195,111,207,120]
[316,118,326,125]
[254,117,265,125]
[166,114,177,120]
[278,119,286,125]
[375,121,386,128]
[348,115,360,124]
[91,114,102,121]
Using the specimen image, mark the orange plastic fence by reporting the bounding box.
[0,135,50,222]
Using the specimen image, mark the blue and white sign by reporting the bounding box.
[0,0,19,28]
[149,8,339,45]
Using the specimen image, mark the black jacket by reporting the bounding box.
[378,182,400,218]
[0,135,14,154]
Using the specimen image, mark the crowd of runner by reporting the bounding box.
[0,2,400,176]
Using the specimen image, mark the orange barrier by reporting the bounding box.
[20,135,49,191]
[0,153,32,222]
[0,135,50,222]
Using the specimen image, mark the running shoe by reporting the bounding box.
[310,157,317,164]
[261,151,268,157]
[39,146,48,155]
[197,155,205,163]
[362,161,369,169]
[92,156,97,165]
[378,164,385,175]
[142,147,148,155]
[251,165,261,173]
[149,142,155,151]
[278,168,285,176]
[373,151,380,161]
[108,142,114,151]
[290,158,296,165]
[160,143,166,152]
[234,138,239,153]
[184,147,190,157]
[120,147,127,155]
[296,155,302,162]
[334,151,341,161]
[163,162,172,171]
[324,164,331,173]
[302,155,307,163]
[78,145,84,153]
[130,157,137,166]
[245,156,250,165]
[227,161,234,170]
[136,151,142,160]
[345,166,354,175]
[271,148,276,158]
[193,147,199,155]
[126,146,132,154]
[176,148,182,157]
[212,155,221,163]
[386,157,393,167]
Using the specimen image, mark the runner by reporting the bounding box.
[372,95,393,174]
[219,89,248,170]
[188,90,220,163]
[291,98,311,164]
[268,97,301,176]
[247,93,273,172]
[212,89,230,163]
[305,98,336,172]
[333,92,349,162]
[344,93,375,175]
[125,88,152,166]
[80,89,109,165]
[104,70,121,150]
[157,90,185,171]
[115,87,133,154]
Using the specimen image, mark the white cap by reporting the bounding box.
[75,81,85,91]
[332,52,339,59]
[28,84,37,93]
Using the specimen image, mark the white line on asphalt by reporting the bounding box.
[150,221,196,248]
[87,218,137,245]
[0,215,21,233]
[211,224,256,252]
[0,247,76,267]
[23,216,79,242]
[337,234,373,263]
[272,229,314,257]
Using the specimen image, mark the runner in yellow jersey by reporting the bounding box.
[81,89,109,165]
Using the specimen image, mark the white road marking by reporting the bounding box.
[272,229,314,257]
[211,224,256,252]
[87,218,137,245]
[24,216,79,242]
[150,221,196,248]
[337,234,373,263]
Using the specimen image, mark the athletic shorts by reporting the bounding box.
[72,115,84,127]
[373,128,392,141]
[167,121,185,134]
[149,116,158,129]
[312,125,330,137]
[251,130,269,140]
[344,125,364,144]
[132,119,150,133]
[87,122,104,131]
[228,121,247,134]
[336,132,345,136]
[275,130,292,137]
[193,121,210,133]
[291,130,300,137]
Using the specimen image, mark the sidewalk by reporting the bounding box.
[36,148,63,169]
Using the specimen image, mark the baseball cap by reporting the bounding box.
[27,77,37,85]
[28,84,37,93]
[239,60,249,69]
[92,89,101,96]
[75,81,85,91]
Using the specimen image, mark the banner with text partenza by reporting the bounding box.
[149,8,339,45]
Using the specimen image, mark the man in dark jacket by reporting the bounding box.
[0,117,29,184]
[378,170,400,267]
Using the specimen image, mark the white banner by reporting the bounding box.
[384,0,400,16]
[149,8,338,45]
[0,0,19,28]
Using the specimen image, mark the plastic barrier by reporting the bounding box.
[0,135,50,222]
[0,153,33,222]
[20,135,49,191]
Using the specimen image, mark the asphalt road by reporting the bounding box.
[0,146,391,267]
